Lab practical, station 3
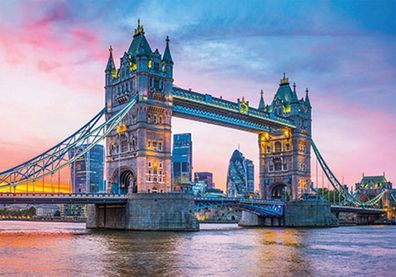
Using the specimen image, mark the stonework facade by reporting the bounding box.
[104,21,173,194]
[258,75,312,200]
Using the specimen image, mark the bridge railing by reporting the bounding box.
[172,87,295,127]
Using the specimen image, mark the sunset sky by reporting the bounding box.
[0,0,395,192]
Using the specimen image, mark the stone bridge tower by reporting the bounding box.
[104,21,173,194]
[258,74,312,200]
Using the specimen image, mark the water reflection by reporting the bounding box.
[1,222,396,276]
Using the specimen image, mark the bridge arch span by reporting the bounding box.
[109,166,137,195]
[269,182,288,200]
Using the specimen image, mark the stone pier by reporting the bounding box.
[239,200,338,227]
[87,193,199,231]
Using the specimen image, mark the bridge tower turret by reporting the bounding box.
[259,74,312,200]
[105,46,116,109]
[104,20,173,194]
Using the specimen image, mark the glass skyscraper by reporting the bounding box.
[226,149,254,197]
[194,172,214,188]
[172,133,192,185]
[69,144,105,193]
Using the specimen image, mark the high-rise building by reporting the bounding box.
[194,172,214,188]
[172,133,192,186]
[69,144,105,193]
[245,159,255,193]
[226,149,254,197]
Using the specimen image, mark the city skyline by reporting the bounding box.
[0,1,395,192]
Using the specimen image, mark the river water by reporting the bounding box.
[0,221,395,276]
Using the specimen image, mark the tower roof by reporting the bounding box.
[163,36,173,64]
[272,73,298,104]
[127,19,152,58]
[258,89,265,111]
[305,88,311,107]
[105,45,115,72]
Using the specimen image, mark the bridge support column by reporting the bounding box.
[87,193,199,231]
[238,211,284,227]
[284,200,338,227]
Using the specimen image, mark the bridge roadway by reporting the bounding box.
[0,193,384,216]
[330,205,385,215]
[0,193,281,206]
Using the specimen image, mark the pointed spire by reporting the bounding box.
[134,18,144,37]
[305,88,311,107]
[280,72,289,85]
[163,36,173,64]
[105,45,115,72]
[258,89,265,111]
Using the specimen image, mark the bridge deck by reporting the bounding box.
[330,205,385,214]
[0,193,128,205]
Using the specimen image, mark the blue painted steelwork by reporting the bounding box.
[173,105,272,133]
[172,87,296,132]
[0,96,138,189]
[312,140,385,207]
[194,197,284,217]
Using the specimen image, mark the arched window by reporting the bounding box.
[275,142,282,152]
[120,135,128,152]
[274,158,282,171]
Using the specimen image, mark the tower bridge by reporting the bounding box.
[0,21,392,230]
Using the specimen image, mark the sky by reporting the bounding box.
[0,0,395,192]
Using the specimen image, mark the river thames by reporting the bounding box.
[0,221,395,276]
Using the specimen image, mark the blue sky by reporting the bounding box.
[0,0,395,190]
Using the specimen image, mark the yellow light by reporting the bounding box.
[116,123,127,134]
[130,63,137,72]
[283,105,291,113]
[148,59,152,69]
[162,64,166,72]
[284,130,289,137]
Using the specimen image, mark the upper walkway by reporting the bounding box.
[172,87,296,133]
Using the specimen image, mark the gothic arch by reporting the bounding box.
[110,166,137,194]
[269,182,288,200]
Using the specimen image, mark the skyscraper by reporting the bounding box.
[194,172,214,188]
[172,133,192,185]
[69,144,105,193]
[245,159,255,193]
[226,149,254,197]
